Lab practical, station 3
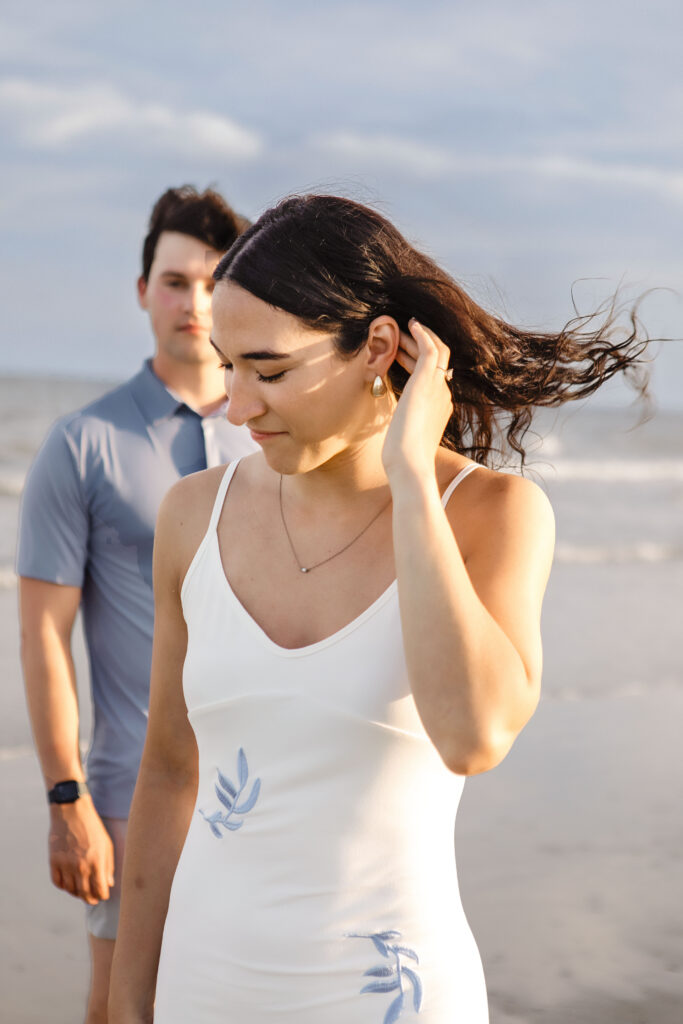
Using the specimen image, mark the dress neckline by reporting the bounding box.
[214,537,399,658]
[209,458,481,658]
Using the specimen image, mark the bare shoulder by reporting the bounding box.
[158,465,226,526]
[155,465,230,589]
[470,463,553,523]
[438,453,555,566]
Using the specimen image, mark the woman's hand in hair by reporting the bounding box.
[382,318,453,483]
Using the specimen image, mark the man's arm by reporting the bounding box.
[19,578,114,905]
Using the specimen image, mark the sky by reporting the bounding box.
[1,0,682,409]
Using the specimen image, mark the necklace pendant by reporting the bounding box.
[300,567,309,574]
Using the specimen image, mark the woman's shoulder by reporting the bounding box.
[437,451,555,560]
[153,466,225,580]
[155,457,260,574]
[159,464,230,526]
[162,452,261,510]
[438,450,551,503]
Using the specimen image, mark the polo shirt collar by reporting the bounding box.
[129,359,227,424]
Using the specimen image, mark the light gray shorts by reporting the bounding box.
[85,816,127,941]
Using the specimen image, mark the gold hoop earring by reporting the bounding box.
[371,375,387,398]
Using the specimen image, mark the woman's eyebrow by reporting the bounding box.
[242,350,292,361]
[209,338,291,362]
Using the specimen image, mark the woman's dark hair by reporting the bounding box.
[214,194,653,469]
[141,185,251,282]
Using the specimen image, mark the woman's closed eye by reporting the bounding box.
[217,361,287,384]
[257,370,287,383]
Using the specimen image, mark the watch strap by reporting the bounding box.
[47,780,89,804]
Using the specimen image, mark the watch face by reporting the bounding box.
[49,781,86,803]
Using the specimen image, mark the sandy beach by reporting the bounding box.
[3,572,682,1022]
[1,386,682,1022]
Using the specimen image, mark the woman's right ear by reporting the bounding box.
[364,316,400,383]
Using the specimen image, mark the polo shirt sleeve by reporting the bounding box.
[16,421,89,587]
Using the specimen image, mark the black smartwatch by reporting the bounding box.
[47,780,89,805]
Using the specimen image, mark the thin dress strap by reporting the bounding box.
[440,463,482,509]
[207,459,242,533]
[180,459,242,604]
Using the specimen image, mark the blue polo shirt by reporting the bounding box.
[17,360,257,818]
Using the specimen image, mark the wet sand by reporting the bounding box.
[458,690,683,1022]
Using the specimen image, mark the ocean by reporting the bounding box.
[2,376,681,563]
[2,374,681,708]
[2,374,681,671]
[2,374,682,1022]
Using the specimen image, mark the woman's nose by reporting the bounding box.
[225,374,266,426]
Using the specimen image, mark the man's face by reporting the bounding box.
[138,231,221,366]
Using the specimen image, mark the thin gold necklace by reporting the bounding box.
[278,475,392,574]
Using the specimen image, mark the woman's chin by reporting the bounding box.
[260,448,302,477]
[265,450,331,478]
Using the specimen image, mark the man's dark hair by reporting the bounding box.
[141,185,250,281]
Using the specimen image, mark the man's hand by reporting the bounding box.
[18,577,110,903]
[49,797,115,905]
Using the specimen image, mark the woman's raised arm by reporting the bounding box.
[386,319,556,776]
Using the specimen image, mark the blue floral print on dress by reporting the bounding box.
[199,748,261,837]
[347,930,423,1023]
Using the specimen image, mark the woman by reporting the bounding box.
[109,195,650,1023]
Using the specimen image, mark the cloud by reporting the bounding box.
[316,132,451,178]
[315,132,683,202]
[518,155,683,200]
[0,77,263,160]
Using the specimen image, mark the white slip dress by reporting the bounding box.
[154,460,489,1023]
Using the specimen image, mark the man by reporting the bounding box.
[17,185,256,1023]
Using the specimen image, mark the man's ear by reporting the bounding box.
[137,276,148,311]
[363,316,400,381]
